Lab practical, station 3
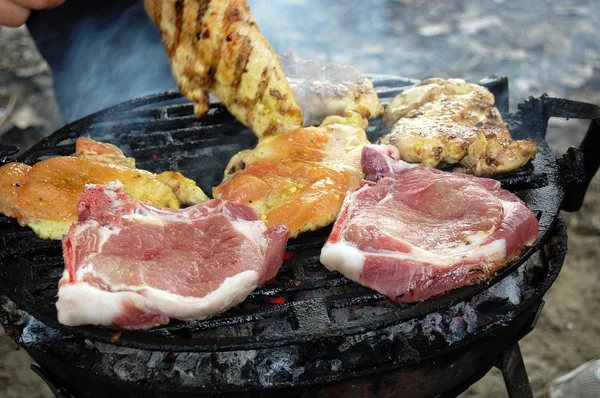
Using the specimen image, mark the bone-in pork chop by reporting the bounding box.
[319,145,539,302]
[57,181,289,329]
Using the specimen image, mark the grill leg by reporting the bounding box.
[30,365,76,398]
[498,343,533,398]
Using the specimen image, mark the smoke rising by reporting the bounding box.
[250,0,600,110]
[49,0,599,121]
[52,2,177,123]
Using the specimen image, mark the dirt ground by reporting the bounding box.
[463,168,600,397]
[1,0,599,397]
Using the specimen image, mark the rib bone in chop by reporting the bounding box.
[57,181,289,329]
[320,145,539,302]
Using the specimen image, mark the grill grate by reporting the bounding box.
[0,75,565,352]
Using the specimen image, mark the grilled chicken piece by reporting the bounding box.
[223,110,369,177]
[0,157,180,240]
[156,171,209,205]
[0,138,210,240]
[143,0,303,139]
[75,137,136,169]
[0,162,31,219]
[279,52,384,126]
[379,78,538,175]
[213,115,369,238]
[75,137,209,205]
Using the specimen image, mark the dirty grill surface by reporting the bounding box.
[0,75,564,353]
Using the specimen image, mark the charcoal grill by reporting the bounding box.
[0,75,598,398]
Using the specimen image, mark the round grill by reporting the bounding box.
[0,75,565,353]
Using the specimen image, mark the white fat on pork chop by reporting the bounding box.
[320,145,539,302]
[57,181,289,329]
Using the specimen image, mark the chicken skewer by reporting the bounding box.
[143,0,303,139]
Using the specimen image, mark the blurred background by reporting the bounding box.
[0,0,599,397]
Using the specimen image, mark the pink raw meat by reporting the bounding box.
[320,145,539,302]
[57,181,289,329]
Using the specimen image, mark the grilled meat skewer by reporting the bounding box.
[143,0,303,139]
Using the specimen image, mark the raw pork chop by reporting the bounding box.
[57,181,289,329]
[320,145,539,302]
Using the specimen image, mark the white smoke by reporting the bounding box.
[55,2,177,123]
[53,0,599,121]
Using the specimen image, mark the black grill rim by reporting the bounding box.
[4,218,567,397]
[0,74,566,352]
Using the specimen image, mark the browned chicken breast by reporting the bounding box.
[0,162,31,220]
[380,78,538,175]
[0,157,181,240]
[0,138,209,240]
[143,0,303,139]
[75,137,136,168]
[76,137,209,205]
[213,113,369,238]
[155,171,209,205]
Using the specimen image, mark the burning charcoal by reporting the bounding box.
[331,359,343,372]
[19,317,61,345]
[113,356,149,382]
[480,272,524,305]
[462,304,478,334]
[421,313,446,342]
[253,315,294,336]
[146,352,167,369]
[351,305,395,319]
[300,358,330,380]
[240,357,260,385]
[172,353,212,387]
[447,316,469,344]
[256,348,299,386]
[214,351,259,386]
[329,307,351,324]
[172,364,198,385]
[392,337,421,364]
[442,302,480,345]
[339,334,393,371]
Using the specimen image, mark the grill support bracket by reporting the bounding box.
[498,343,534,398]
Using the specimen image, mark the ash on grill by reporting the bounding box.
[0,239,563,392]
